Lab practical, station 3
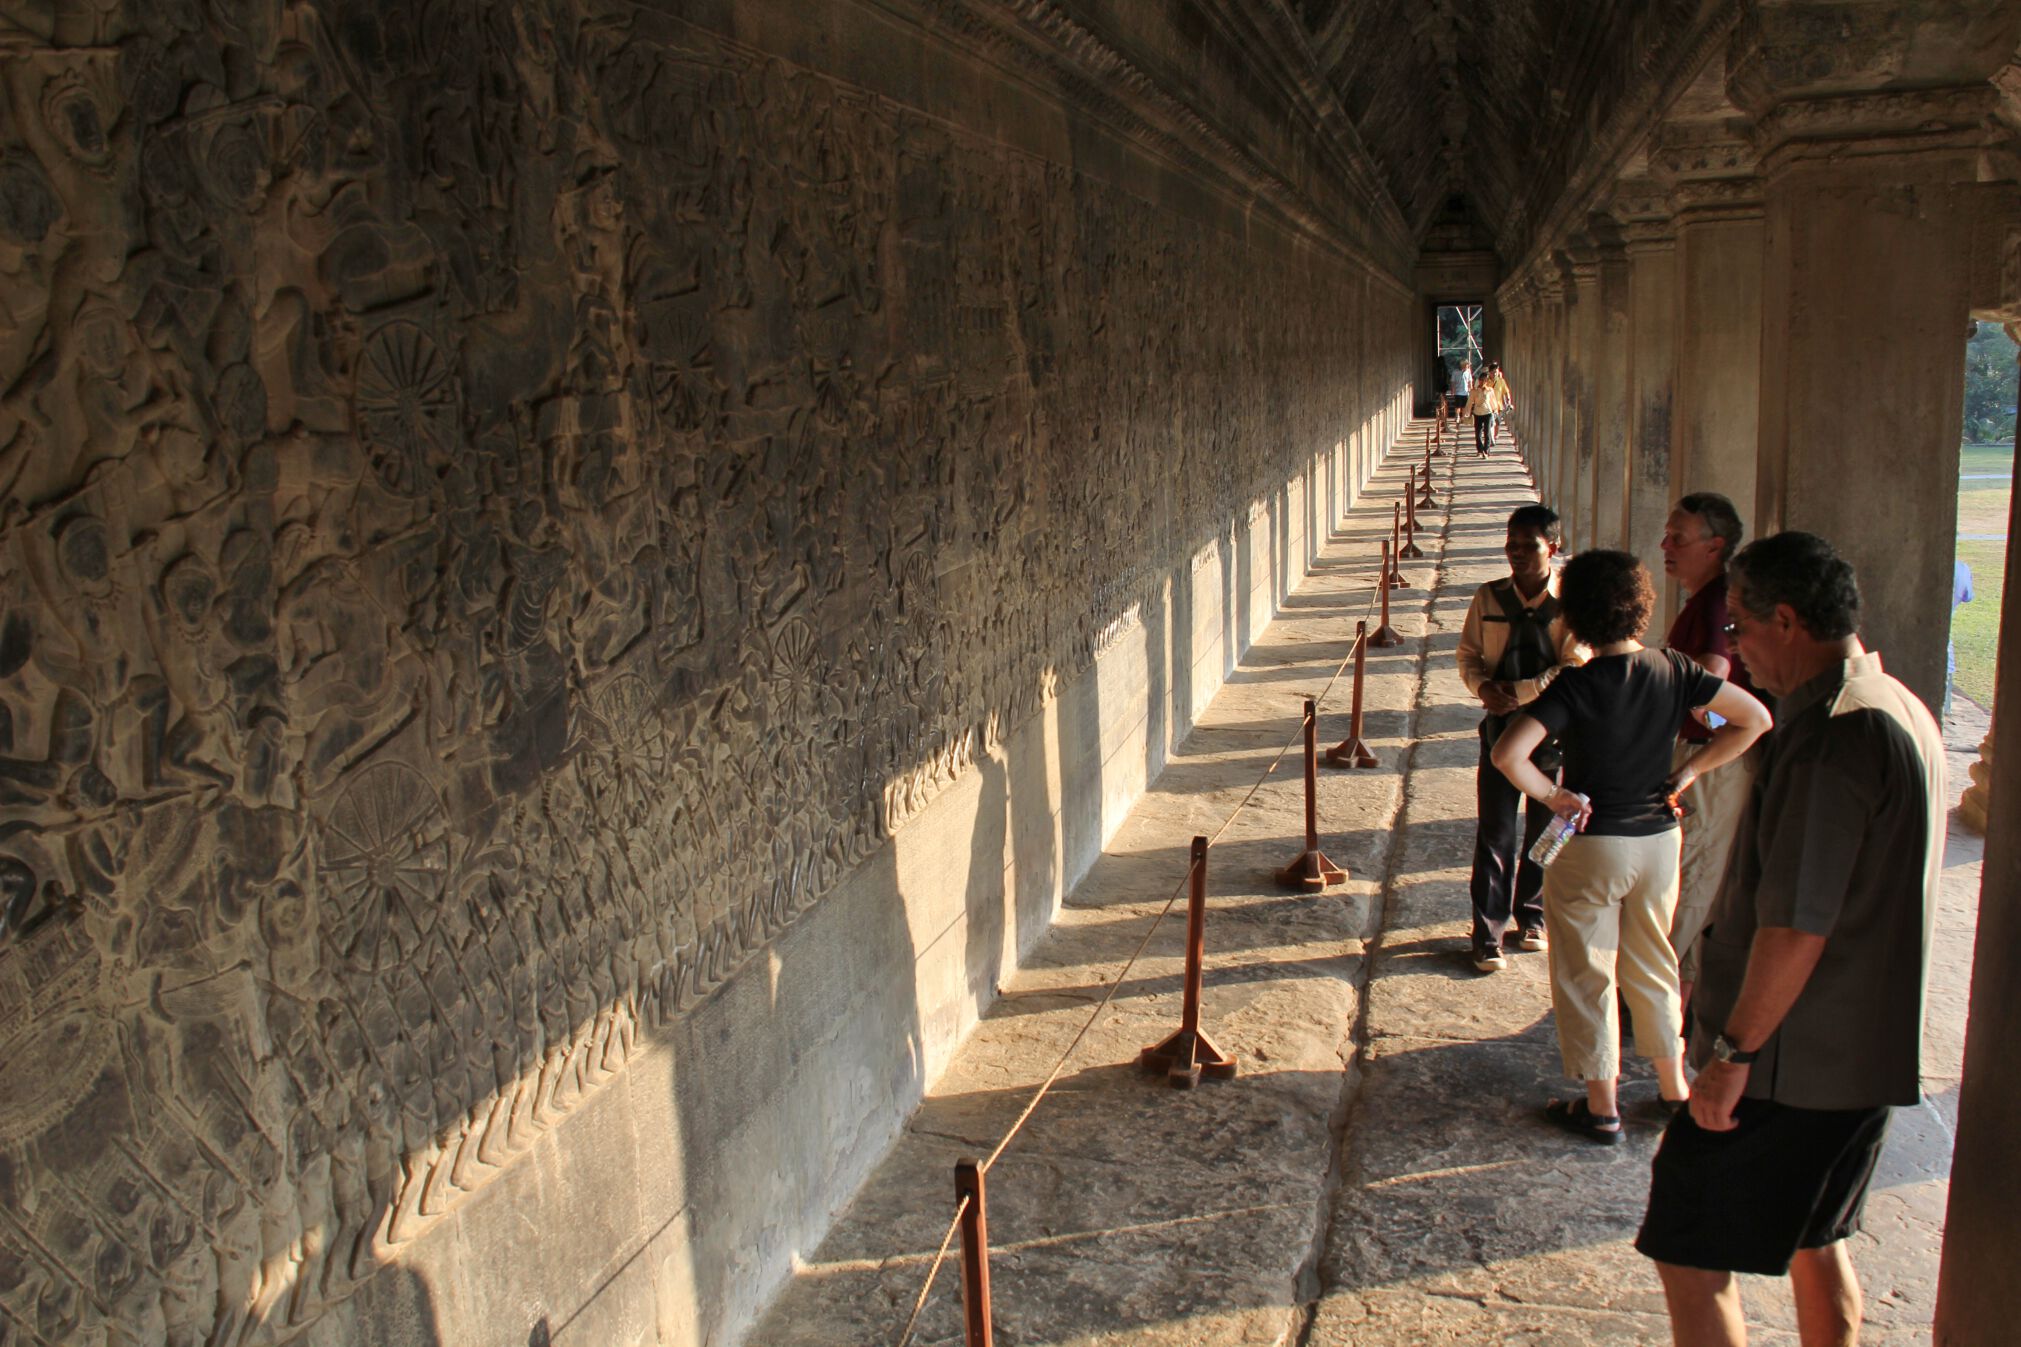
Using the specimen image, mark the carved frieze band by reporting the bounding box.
[1753,85,2003,173]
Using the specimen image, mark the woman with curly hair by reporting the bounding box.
[1491,550,1771,1142]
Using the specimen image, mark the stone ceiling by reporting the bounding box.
[1286,0,1724,258]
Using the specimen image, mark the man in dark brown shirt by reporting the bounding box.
[1637,533,1944,1347]
[1659,492,1757,1007]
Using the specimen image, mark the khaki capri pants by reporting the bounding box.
[1668,741,1756,984]
[1542,830,1685,1082]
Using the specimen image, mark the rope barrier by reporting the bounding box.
[886,436,1442,1344]
[892,1194,972,1347]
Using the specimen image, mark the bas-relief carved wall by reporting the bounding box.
[0,0,1408,1341]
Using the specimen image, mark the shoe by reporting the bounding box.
[1545,1098,1623,1145]
[1518,927,1547,952]
[1472,946,1507,973]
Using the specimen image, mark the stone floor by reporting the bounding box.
[754,423,1979,1347]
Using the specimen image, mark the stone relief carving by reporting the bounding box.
[0,0,1400,1341]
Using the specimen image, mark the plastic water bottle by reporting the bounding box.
[1528,793,1590,867]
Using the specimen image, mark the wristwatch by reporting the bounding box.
[1711,1032,1759,1066]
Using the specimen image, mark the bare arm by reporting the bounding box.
[1691,652,1733,680]
[1510,619,1587,706]
[1489,715,1589,827]
[1669,682,1771,794]
[1689,927,1828,1131]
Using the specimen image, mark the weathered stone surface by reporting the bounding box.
[763,434,1983,1347]
[0,2,1415,1343]
[756,437,1446,1346]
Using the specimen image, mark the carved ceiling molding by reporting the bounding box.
[1608,175,1672,224]
[1995,42,2021,143]
[1623,219,1679,249]
[1649,127,1757,183]
[1495,0,1746,268]
[1669,175,1764,218]
[1194,0,1416,244]
[1967,181,2021,319]
[1753,84,2004,175]
[1599,176,1677,251]
[867,0,1418,285]
[1495,0,1747,307]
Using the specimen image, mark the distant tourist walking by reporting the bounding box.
[1469,362,1513,456]
[1638,532,1944,1347]
[1449,357,1473,417]
[1490,551,1769,1142]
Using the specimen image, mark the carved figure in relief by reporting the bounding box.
[317,760,450,977]
[0,1,1400,1340]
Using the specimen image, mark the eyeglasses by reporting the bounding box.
[1721,622,1739,638]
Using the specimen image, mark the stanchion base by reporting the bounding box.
[1430,446,1446,457]
[1275,847,1347,891]
[1140,1028,1238,1089]
[1385,571,1406,589]
[1325,738,1378,769]
[1275,848,1347,890]
[1399,540,1425,559]
[1417,491,1441,509]
[1368,623,1403,647]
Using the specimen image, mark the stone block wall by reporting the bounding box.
[0,1,1411,1343]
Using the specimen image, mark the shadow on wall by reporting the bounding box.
[0,0,1414,1329]
[488,436,1378,1345]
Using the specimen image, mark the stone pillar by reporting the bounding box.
[1530,281,1557,499]
[1587,222,1633,550]
[1550,266,1574,517]
[1619,184,1679,584]
[1938,491,2019,1346]
[1512,279,1538,456]
[1544,278,1560,504]
[1750,87,1995,710]
[1564,243,1602,552]
[1660,130,1763,551]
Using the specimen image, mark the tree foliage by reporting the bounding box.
[1962,321,2018,443]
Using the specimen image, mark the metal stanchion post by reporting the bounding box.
[1401,477,1424,558]
[1326,623,1379,768]
[1140,837,1237,1088]
[1417,456,1440,509]
[1371,542,1402,647]
[1277,699,1347,890]
[954,1160,993,1347]
[1387,506,1406,588]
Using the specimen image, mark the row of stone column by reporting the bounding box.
[1497,37,2021,1336]
[1498,84,2015,715]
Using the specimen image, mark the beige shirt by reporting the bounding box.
[1454,572,1585,706]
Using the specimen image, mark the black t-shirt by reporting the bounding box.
[1527,648,1724,836]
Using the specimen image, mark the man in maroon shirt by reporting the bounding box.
[1660,492,1758,1009]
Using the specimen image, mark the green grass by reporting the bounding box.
[1953,439,2010,710]
[1960,443,2013,477]
[1952,539,2005,709]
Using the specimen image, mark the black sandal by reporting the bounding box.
[1545,1098,1623,1145]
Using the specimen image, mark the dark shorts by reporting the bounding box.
[1635,1098,1891,1276]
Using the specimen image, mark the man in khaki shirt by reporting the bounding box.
[1455,504,1585,971]
[1637,532,1943,1347]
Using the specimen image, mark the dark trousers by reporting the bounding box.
[1474,414,1494,454]
[1470,736,1552,952]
